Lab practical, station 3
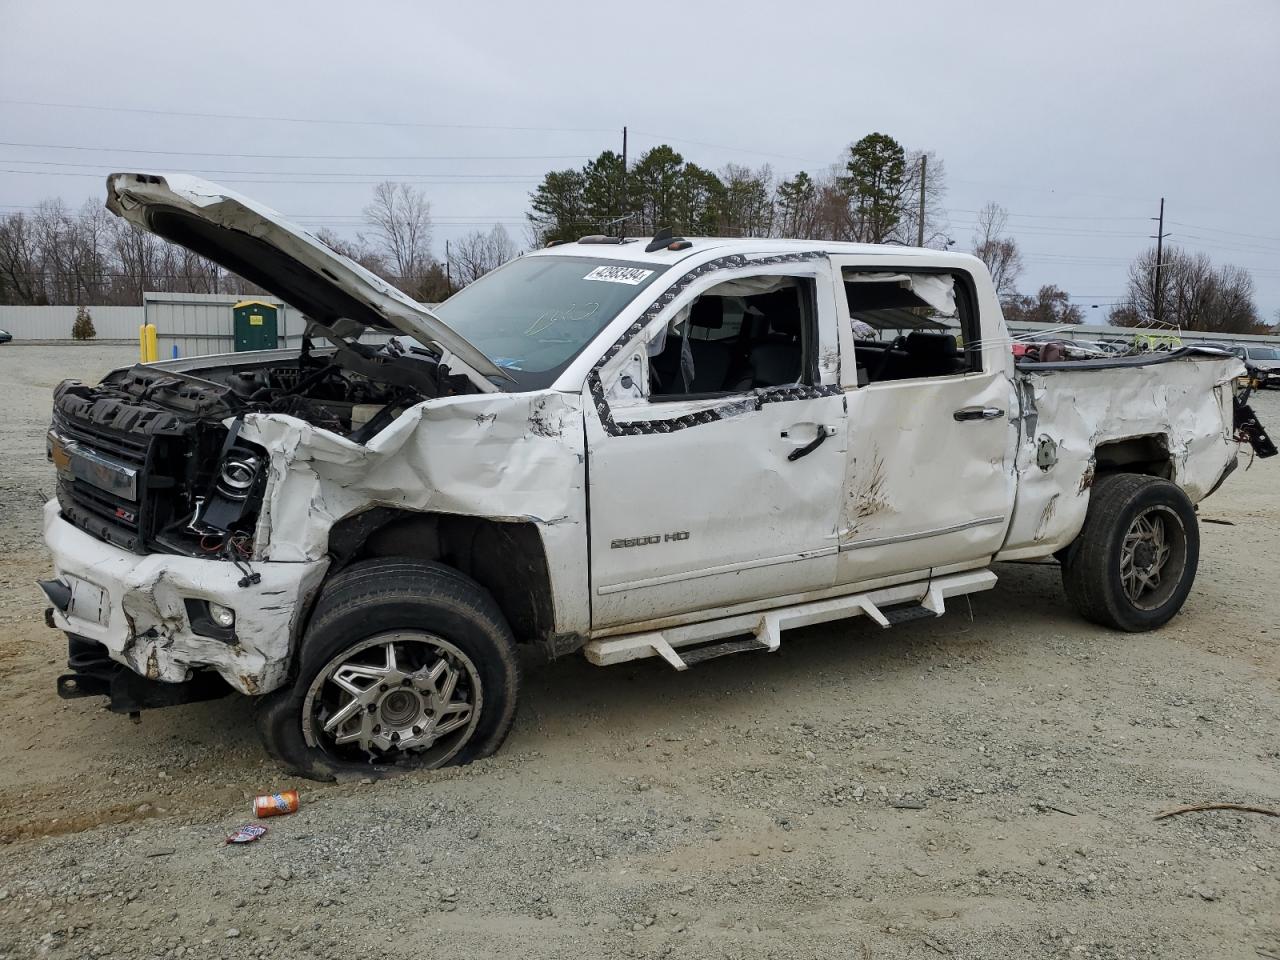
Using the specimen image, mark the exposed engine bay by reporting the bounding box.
[49,338,478,561]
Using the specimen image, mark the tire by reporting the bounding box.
[1060,473,1199,632]
[255,558,520,781]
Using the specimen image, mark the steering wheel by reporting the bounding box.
[871,335,909,382]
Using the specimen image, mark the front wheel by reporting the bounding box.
[1061,473,1199,632]
[256,558,520,780]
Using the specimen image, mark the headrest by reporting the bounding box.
[905,331,957,356]
[752,289,800,336]
[689,296,723,329]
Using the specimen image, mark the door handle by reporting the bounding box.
[953,406,1005,422]
[785,426,833,461]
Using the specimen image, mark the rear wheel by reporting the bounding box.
[256,558,520,780]
[1061,473,1199,632]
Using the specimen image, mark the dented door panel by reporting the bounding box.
[584,391,848,627]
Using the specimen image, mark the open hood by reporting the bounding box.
[105,173,505,386]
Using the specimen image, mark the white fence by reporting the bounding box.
[0,305,144,340]
[4,303,1278,352]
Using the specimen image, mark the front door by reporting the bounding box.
[585,258,848,629]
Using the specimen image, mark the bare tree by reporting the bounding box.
[449,225,518,287]
[1111,246,1263,333]
[717,163,774,237]
[1003,285,1084,324]
[894,150,950,248]
[364,181,434,292]
[314,228,392,280]
[0,212,44,303]
[971,202,1023,301]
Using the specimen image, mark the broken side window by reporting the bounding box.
[842,270,982,385]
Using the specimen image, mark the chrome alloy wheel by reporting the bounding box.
[1119,505,1187,611]
[302,632,483,766]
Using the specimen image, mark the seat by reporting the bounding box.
[652,297,734,394]
[904,331,960,377]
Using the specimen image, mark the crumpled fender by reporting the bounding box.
[238,388,590,632]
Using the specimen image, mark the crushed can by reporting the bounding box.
[226,824,268,844]
[253,789,299,818]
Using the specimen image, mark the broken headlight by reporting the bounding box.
[202,444,267,531]
[216,452,262,501]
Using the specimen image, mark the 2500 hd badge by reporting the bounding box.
[611,531,691,548]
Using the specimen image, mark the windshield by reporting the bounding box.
[1247,347,1280,361]
[432,255,667,390]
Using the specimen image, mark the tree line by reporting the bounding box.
[0,182,518,307]
[527,132,947,247]
[0,130,1271,334]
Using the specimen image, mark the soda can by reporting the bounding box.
[253,789,299,818]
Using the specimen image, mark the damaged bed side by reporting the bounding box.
[997,354,1245,561]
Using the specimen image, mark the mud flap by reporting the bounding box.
[1234,396,1277,458]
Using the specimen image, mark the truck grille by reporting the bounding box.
[52,410,156,552]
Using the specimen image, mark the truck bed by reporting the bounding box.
[997,352,1242,560]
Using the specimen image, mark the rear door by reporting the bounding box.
[584,255,848,629]
[831,259,1018,585]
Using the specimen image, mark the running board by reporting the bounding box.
[584,569,997,670]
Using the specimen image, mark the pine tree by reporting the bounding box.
[71,305,96,340]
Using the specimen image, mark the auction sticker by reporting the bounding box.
[583,265,654,285]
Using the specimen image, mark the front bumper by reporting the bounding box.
[42,501,329,695]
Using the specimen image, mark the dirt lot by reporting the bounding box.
[0,343,1276,960]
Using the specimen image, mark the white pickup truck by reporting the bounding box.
[41,174,1271,779]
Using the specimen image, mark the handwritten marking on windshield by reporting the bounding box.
[525,301,601,337]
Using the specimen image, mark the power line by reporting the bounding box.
[0,140,590,162]
[629,130,828,165]
[0,159,549,180]
[1168,220,1280,245]
[0,168,540,185]
[0,160,545,181]
[0,98,615,134]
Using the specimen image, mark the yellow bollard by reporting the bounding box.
[142,323,158,363]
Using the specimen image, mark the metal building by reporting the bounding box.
[142,292,300,359]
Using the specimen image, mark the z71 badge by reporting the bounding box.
[610,531,690,549]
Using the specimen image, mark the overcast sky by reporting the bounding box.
[2,0,1278,321]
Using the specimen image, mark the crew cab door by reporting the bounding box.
[831,259,1018,585]
[584,256,847,629]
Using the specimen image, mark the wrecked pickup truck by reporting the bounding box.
[41,173,1272,779]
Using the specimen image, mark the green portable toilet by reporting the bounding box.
[232,300,279,351]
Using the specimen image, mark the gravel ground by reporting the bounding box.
[0,344,1277,960]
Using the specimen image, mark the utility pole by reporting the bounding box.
[1150,197,1170,324]
[619,126,628,237]
[916,154,927,247]
[445,239,452,296]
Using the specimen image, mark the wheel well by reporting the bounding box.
[1093,435,1173,481]
[324,508,555,644]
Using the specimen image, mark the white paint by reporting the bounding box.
[41,193,1250,697]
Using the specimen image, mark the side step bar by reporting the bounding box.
[584,569,997,670]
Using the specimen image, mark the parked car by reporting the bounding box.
[1229,345,1280,388]
[40,173,1267,779]
[0,329,12,344]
